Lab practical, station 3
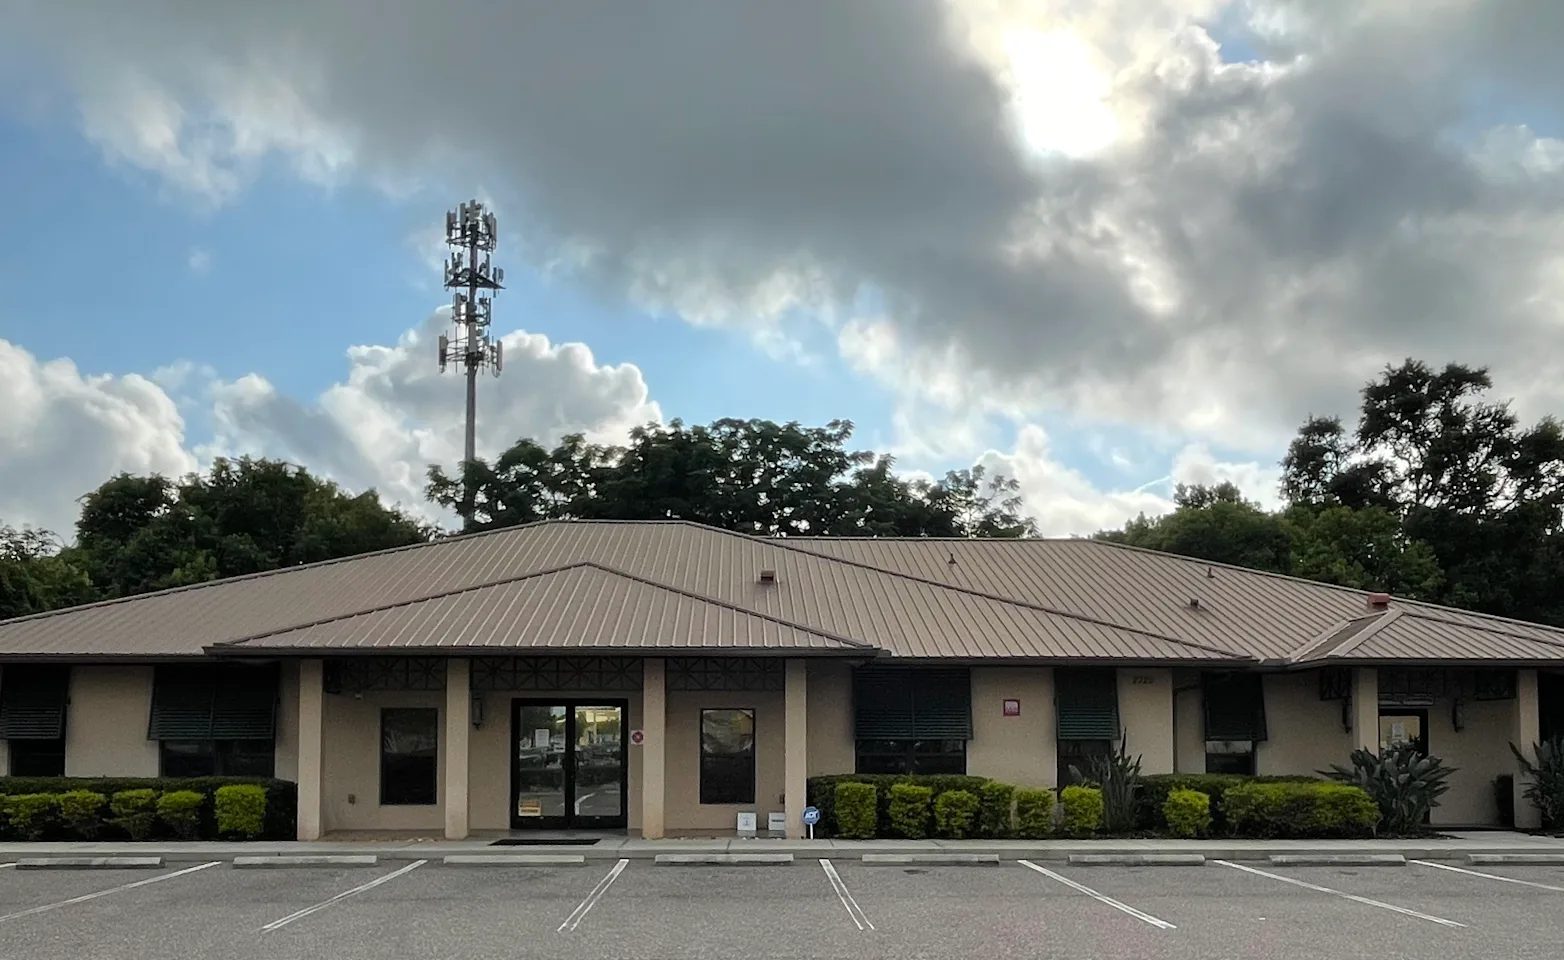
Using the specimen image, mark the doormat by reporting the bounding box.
[489,838,601,846]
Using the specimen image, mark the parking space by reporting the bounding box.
[1,857,1564,959]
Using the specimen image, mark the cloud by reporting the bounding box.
[0,339,197,534]
[187,248,211,274]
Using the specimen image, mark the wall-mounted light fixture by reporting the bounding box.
[470,693,485,730]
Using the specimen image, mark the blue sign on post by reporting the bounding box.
[802,805,821,838]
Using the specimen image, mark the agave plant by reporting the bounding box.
[1324,742,1455,836]
[1511,736,1564,831]
[1069,734,1143,834]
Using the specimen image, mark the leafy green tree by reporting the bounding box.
[0,525,96,619]
[1098,482,1293,573]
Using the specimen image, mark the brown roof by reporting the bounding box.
[1296,609,1564,664]
[1,519,1561,665]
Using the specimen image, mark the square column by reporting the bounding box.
[1351,668,1379,753]
[444,658,471,840]
[784,659,808,839]
[641,658,667,839]
[296,659,325,841]
[1514,669,1542,830]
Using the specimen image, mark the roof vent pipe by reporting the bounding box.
[1366,592,1391,610]
[758,569,777,584]
[948,552,957,566]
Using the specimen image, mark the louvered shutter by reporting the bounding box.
[910,669,973,738]
[1203,672,1268,742]
[1055,668,1120,740]
[854,666,973,739]
[0,665,70,739]
[211,664,279,739]
[853,666,915,738]
[150,664,278,740]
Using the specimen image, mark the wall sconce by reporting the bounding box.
[470,693,485,730]
[1452,698,1466,732]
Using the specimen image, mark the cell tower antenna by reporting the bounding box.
[437,199,506,528]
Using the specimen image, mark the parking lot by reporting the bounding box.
[3,856,1564,960]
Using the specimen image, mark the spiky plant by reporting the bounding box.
[1324,742,1454,836]
[1512,736,1564,832]
[1069,734,1143,834]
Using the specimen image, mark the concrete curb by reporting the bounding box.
[861,854,1000,866]
[1268,854,1406,867]
[231,855,380,868]
[441,855,586,867]
[14,857,164,870]
[1068,854,1206,867]
[1468,853,1564,865]
[654,854,794,866]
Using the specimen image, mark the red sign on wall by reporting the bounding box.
[1002,699,1021,717]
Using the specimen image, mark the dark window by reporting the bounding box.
[1057,738,1113,787]
[381,708,440,806]
[159,740,276,778]
[699,709,755,805]
[1204,741,1256,775]
[854,739,967,776]
[8,737,66,776]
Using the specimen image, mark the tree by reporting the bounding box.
[427,417,1038,538]
[1098,483,1293,573]
[75,457,433,599]
[0,524,96,620]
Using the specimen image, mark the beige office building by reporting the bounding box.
[1,520,1559,838]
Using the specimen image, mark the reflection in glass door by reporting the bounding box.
[511,700,628,829]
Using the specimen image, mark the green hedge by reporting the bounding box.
[1138,774,1322,834]
[0,777,296,841]
[833,782,878,840]
[888,783,934,839]
[1014,788,1055,839]
[977,782,1016,838]
[933,789,980,839]
[1060,785,1104,836]
[1222,781,1378,838]
[807,775,991,838]
[1163,789,1212,838]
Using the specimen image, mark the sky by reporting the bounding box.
[0,0,1560,538]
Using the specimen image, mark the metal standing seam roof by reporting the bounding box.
[1315,610,1564,663]
[2,518,1563,664]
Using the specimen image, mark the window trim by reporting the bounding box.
[698,707,757,806]
[379,707,441,807]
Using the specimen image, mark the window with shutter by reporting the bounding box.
[852,666,972,740]
[1054,667,1120,740]
[0,665,70,740]
[1202,672,1268,742]
[149,663,278,740]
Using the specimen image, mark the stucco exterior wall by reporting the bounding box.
[320,689,445,833]
[1171,669,1205,773]
[805,660,854,776]
[664,688,786,835]
[274,660,300,783]
[1255,671,1353,777]
[65,666,159,777]
[968,666,1055,787]
[1117,667,1175,774]
[1426,694,1513,826]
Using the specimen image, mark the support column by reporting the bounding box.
[1351,667,1379,753]
[784,659,809,839]
[1514,669,1542,830]
[641,658,667,840]
[296,658,325,842]
[444,658,471,840]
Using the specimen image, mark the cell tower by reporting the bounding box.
[437,200,506,487]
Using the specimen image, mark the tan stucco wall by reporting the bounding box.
[1117,667,1174,774]
[274,660,300,783]
[665,688,785,834]
[65,666,159,777]
[465,690,644,834]
[1426,695,1513,826]
[320,689,445,833]
[805,660,854,776]
[1171,669,1205,773]
[968,666,1055,787]
[1255,671,1353,777]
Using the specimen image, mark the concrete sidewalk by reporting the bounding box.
[3,831,1562,864]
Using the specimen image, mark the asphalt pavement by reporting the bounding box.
[3,855,1564,959]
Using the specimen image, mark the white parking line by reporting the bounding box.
[557,858,629,933]
[0,863,14,870]
[0,860,220,925]
[1412,859,1564,892]
[1018,860,1176,930]
[261,860,427,933]
[1214,860,1465,927]
[819,859,875,931]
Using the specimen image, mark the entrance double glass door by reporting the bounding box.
[512,701,627,829]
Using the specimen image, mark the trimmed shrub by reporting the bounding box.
[933,789,980,839]
[1137,774,1322,834]
[1060,786,1104,836]
[977,781,1016,838]
[4,793,58,841]
[156,790,205,840]
[0,777,297,840]
[56,790,108,840]
[1163,789,1212,838]
[887,783,934,839]
[109,789,160,841]
[214,785,268,839]
[1222,781,1378,838]
[1014,788,1056,839]
[834,782,878,840]
[808,774,990,838]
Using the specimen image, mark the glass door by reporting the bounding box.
[511,700,628,829]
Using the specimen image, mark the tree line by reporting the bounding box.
[5,360,1561,628]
